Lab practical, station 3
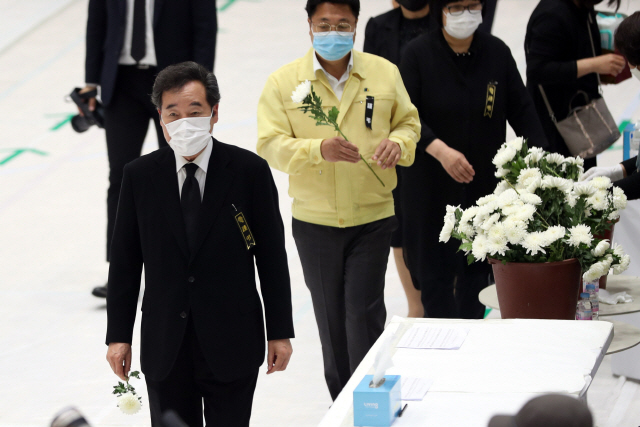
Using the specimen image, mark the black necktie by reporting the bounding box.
[181,163,201,254]
[131,0,146,63]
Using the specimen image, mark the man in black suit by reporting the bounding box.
[79,0,217,298]
[105,62,294,427]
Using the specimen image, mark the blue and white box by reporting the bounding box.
[353,375,402,427]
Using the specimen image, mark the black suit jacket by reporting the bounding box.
[106,138,294,382]
[85,0,217,106]
[363,8,404,66]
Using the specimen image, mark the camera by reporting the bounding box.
[68,87,105,133]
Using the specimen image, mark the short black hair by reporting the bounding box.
[151,61,220,109]
[615,12,640,66]
[305,0,359,19]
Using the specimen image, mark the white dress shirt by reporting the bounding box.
[174,139,213,199]
[119,0,158,66]
[313,51,353,101]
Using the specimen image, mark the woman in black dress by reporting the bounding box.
[399,0,547,319]
[525,0,625,170]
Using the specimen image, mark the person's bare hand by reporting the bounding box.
[107,343,132,381]
[429,141,474,183]
[78,85,97,116]
[372,139,401,169]
[266,339,292,374]
[594,54,626,76]
[320,137,360,163]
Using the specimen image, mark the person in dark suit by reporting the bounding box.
[524,0,624,171]
[363,0,431,319]
[399,0,547,319]
[105,62,294,427]
[79,0,217,298]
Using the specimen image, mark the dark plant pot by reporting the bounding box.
[593,220,617,290]
[489,258,582,320]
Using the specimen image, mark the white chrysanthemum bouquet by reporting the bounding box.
[440,138,630,282]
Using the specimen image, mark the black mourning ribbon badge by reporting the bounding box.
[365,96,374,129]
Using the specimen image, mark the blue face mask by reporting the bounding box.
[313,31,353,61]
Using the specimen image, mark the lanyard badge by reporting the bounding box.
[232,204,256,249]
[365,96,374,129]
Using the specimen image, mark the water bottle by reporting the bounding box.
[631,120,640,158]
[586,284,599,320]
[576,293,593,320]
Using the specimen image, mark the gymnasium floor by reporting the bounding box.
[0,0,639,426]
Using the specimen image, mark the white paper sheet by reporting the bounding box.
[401,377,434,401]
[396,325,469,350]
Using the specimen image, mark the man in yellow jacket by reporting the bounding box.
[257,0,420,400]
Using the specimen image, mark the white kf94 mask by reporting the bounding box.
[163,110,213,157]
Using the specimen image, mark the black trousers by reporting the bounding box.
[104,65,167,261]
[418,261,492,320]
[146,318,259,427]
[292,216,396,400]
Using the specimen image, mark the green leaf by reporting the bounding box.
[328,106,339,124]
[130,371,140,379]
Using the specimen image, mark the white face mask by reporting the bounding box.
[162,110,213,157]
[631,66,640,82]
[444,10,483,40]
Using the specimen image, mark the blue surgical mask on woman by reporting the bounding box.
[313,31,353,61]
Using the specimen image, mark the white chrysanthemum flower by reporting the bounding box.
[612,186,627,210]
[486,240,509,256]
[506,137,524,151]
[543,225,566,244]
[118,392,141,415]
[497,189,519,207]
[542,176,573,193]
[519,192,542,206]
[488,223,507,243]
[608,210,620,221]
[587,191,608,211]
[291,80,312,103]
[573,181,597,197]
[567,224,592,247]
[545,152,565,165]
[439,218,455,243]
[472,234,489,261]
[516,168,543,193]
[566,193,577,208]
[460,206,479,224]
[612,243,625,257]
[522,232,549,255]
[492,145,517,167]
[592,240,610,257]
[459,222,475,238]
[482,212,501,231]
[583,264,603,283]
[477,194,498,206]
[591,176,612,190]
[524,147,545,165]
[503,219,527,245]
[565,156,584,167]
[494,180,511,195]
[495,168,509,178]
[612,254,631,274]
[511,204,536,222]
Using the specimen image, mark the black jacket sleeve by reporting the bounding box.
[505,45,549,149]
[191,0,217,71]
[85,0,107,84]
[400,40,437,153]
[251,161,294,341]
[106,164,144,345]
[526,11,578,85]
[616,156,640,200]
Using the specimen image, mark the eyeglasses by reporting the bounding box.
[312,22,354,34]
[445,3,483,15]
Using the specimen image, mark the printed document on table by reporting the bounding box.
[396,325,470,349]
[401,377,434,401]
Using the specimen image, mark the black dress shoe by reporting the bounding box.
[92,284,108,298]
